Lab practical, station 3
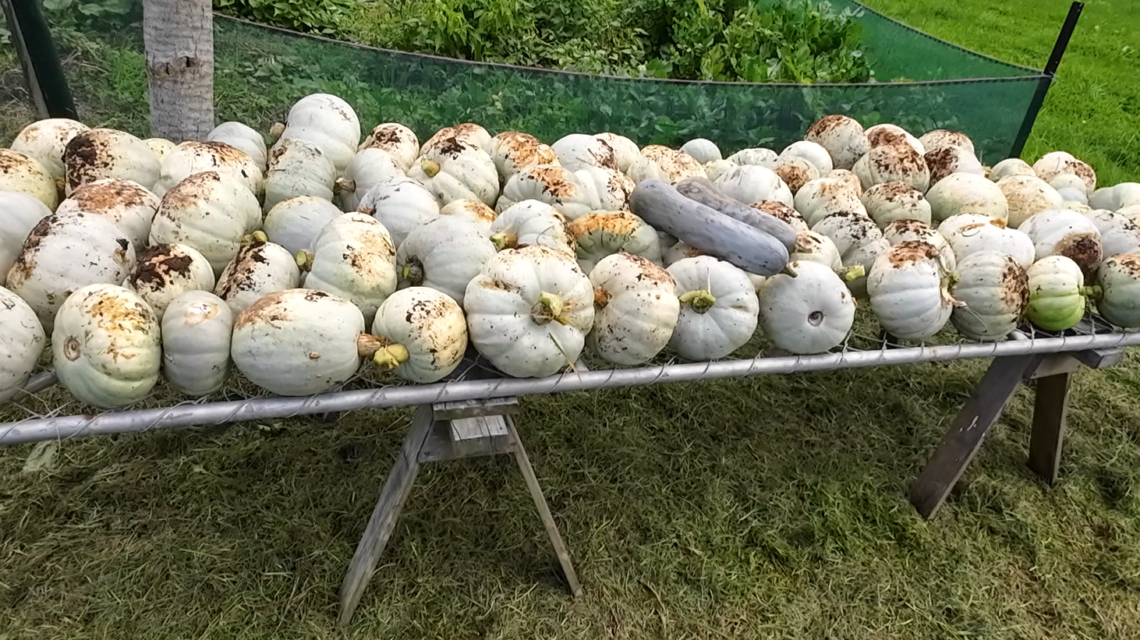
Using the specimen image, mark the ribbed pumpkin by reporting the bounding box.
[360,122,420,172]
[215,239,302,315]
[149,171,262,275]
[421,123,492,155]
[1094,254,1140,328]
[998,175,1064,228]
[780,140,833,175]
[440,199,497,233]
[262,196,343,255]
[852,143,930,192]
[805,115,869,170]
[497,164,597,220]
[0,286,45,404]
[867,241,955,340]
[628,145,706,185]
[356,175,440,246]
[64,128,160,194]
[568,210,663,273]
[370,287,468,382]
[409,135,500,206]
[489,200,575,254]
[1026,256,1088,331]
[715,164,793,208]
[861,181,931,228]
[208,122,268,170]
[680,138,722,164]
[938,214,1035,268]
[127,243,216,320]
[758,260,855,354]
[882,219,956,272]
[926,173,1009,223]
[55,178,160,249]
[263,139,337,212]
[551,133,618,171]
[0,148,59,210]
[667,256,759,360]
[488,132,559,184]
[396,216,497,305]
[336,148,404,212]
[588,252,679,365]
[990,158,1036,182]
[272,93,361,173]
[1084,209,1140,257]
[794,177,866,227]
[865,123,924,155]
[162,290,234,397]
[1019,209,1103,277]
[299,213,397,324]
[154,141,264,197]
[949,251,1028,341]
[0,192,52,285]
[593,133,641,174]
[10,118,89,187]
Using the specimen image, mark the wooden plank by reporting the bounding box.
[1070,347,1124,370]
[1027,372,1072,485]
[421,416,514,463]
[506,416,584,598]
[433,397,519,421]
[1026,353,1082,380]
[338,405,434,626]
[910,354,1041,520]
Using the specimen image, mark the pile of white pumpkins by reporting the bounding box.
[2,93,1140,410]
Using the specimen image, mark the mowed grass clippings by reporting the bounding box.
[3,0,1140,637]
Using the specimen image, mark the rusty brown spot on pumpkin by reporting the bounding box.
[594,287,612,308]
[568,211,641,240]
[869,181,920,202]
[884,218,933,237]
[0,148,36,172]
[528,165,575,198]
[64,132,107,190]
[1056,233,1103,279]
[67,178,153,211]
[160,171,223,210]
[364,124,411,149]
[866,127,910,149]
[131,245,196,289]
[751,200,801,224]
[924,147,967,184]
[887,240,941,268]
[89,290,156,334]
[806,115,854,139]
[775,163,812,193]
[234,290,292,330]
[216,242,273,300]
[1110,254,1140,276]
[870,144,926,177]
[999,257,1030,311]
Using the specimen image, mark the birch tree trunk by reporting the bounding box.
[143,0,214,142]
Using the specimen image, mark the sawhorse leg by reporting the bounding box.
[1027,372,1071,485]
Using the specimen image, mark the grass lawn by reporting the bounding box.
[3,1,1140,638]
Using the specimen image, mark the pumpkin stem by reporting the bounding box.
[1082,285,1103,300]
[840,264,865,282]
[421,159,441,178]
[679,289,716,314]
[295,250,315,272]
[594,288,612,309]
[781,264,798,278]
[531,291,567,325]
[358,205,376,216]
[355,334,390,358]
[334,177,356,194]
[373,343,410,370]
[268,122,286,142]
[401,259,425,286]
[490,232,517,251]
[242,230,268,245]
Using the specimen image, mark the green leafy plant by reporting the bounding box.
[214,0,354,34]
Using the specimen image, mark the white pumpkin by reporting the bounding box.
[396,216,496,305]
[664,241,707,266]
[263,139,337,212]
[593,133,640,173]
[865,123,925,155]
[162,290,234,396]
[1048,173,1089,197]
[628,146,707,185]
[0,148,58,210]
[751,200,809,232]
[262,196,343,255]
[997,175,1064,228]
[356,175,440,246]
[421,123,492,155]
[154,141,264,197]
[790,231,842,270]
[772,156,820,195]
[938,214,1035,268]
[704,159,738,182]
[1084,209,1140,257]
[360,122,420,172]
[440,199,497,233]
[758,260,855,354]
[7,213,135,330]
[853,144,930,192]
[587,253,679,365]
[1058,187,1089,207]
[551,133,619,171]
[779,140,833,175]
[1120,205,1140,225]
[0,192,52,285]
[55,178,160,249]
[924,146,985,186]
[861,181,931,228]
[680,139,722,164]
[274,93,361,172]
[149,171,262,275]
[1018,208,1103,277]
[409,136,500,206]
[1095,254,1140,328]
[63,128,160,194]
[726,148,778,166]
[497,164,596,220]
[126,243,216,320]
[489,200,575,254]
[231,288,372,396]
[868,241,954,340]
[215,240,302,315]
[53,284,161,408]
[300,213,397,324]
[144,138,176,161]
[1026,256,1088,332]
[370,287,468,383]
[715,164,793,207]
[926,173,1009,222]
[829,169,864,196]
[919,130,975,156]
[882,219,956,272]
[949,251,1028,341]
[568,210,663,274]
[805,115,869,171]
[794,177,866,227]
[208,122,268,170]
[810,211,891,288]
[667,256,759,360]
[1090,183,1140,212]
[0,286,45,404]
[464,244,595,378]
[488,132,559,184]
[1033,151,1096,196]
[10,118,89,186]
[990,158,1036,182]
[574,165,635,211]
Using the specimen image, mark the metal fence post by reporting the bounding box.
[1009,1,1083,158]
[2,0,78,119]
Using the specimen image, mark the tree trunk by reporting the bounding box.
[143,0,214,142]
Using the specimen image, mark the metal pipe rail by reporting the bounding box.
[4,325,1139,447]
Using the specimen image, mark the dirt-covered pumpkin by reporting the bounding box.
[1033,151,1096,197]
[919,130,975,156]
[575,165,635,211]
[299,213,397,324]
[593,133,640,174]
[751,200,809,232]
[587,252,679,365]
[64,128,160,195]
[215,239,302,315]
[208,122,268,170]
[1094,254,1140,328]
[926,173,1008,223]
[273,93,361,172]
[489,132,558,184]
[53,283,161,408]
[10,118,89,188]
[409,135,500,206]
[867,241,955,340]
[1084,209,1140,257]
[772,156,820,194]
[0,148,58,210]
[780,140,833,175]
[715,164,793,208]
[629,145,707,185]
[55,178,160,249]
[370,287,468,383]
[162,290,234,397]
[949,251,1028,341]
[396,216,497,305]
[924,146,985,186]
[882,219,956,272]
[990,158,1036,182]
[997,175,1064,228]
[805,115,869,171]
[353,175,438,245]
[1018,208,1103,277]
[667,256,759,360]
[263,139,337,212]
[1026,256,1088,331]
[489,200,575,254]
[497,164,597,220]
[262,196,343,255]
[861,181,931,228]
[335,148,404,212]
[794,177,866,227]
[359,122,420,172]
[154,141,264,197]
[144,138,176,161]
[127,243,215,320]
[551,134,618,171]
[853,143,930,193]
[0,286,45,404]
[0,191,52,285]
[758,260,855,354]
[149,171,262,275]
[865,124,924,155]
[810,211,891,296]
[568,210,663,273]
[421,123,492,155]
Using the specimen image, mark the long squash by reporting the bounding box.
[675,176,797,249]
[630,179,789,276]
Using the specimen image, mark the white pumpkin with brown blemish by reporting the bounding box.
[829,169,864,196]
[551,133,618,172]
[488,132,559,184]
[489,200,575,254]
[568,210,663,274]
[63,128,160,195]
[667,256,759,360]
[208,122,268,170]
[440,199,497,234]
[273,93,361,172]
[421,123,492,155]
[154,141,264,197]
[868,241,955,340]
[810,211,891,296]
[587,252,679,365]
[726,147,778,167]
[593,133,640,174]
[369,286,468,383]
[853,143,930,193]
[772,156,820,194]
[628,145,707,185]
[861,181,931,228]
[0,148,59,210]
[231,289,375,396]
[215,239,302,315]
[865,123,925,155]
[464,245,595,378]
[1019,208,1103,278]
[409,135,500,206]
[359,122,420,171]
[758,260,855,354]
[751,200,809,232]
[997,175,1064,228]
[149,171,262,275]
[574,165,635,211]
[262,196,343,255]
[949,251,1028,341]
[263,138,337,212]
[497,164,597,220]
[53,283,161,408]
[989,158,1035,182]
[7,213,135,331]
[794,177,866,227]
[938,214,1035,268]
[1084,209,1140,257]
[55,178,160,249]
[0,192,52,285]
[789,230,843,271]
[919,130,975,156]
[924,145,985,186]
[664,241,706,266]
[357,175,440,246]
[882,219,955,272]
[1033,151,1096,196]
[704,159,738,182]
[715,164,793,207]
[780,140,833,175]
[162,290,234,396]
[1094,254,1140,328]
[299,213,397,324]
[805,115,869,171]
[0,286,45,404]
[144,138,176,162]
[10,118,89,188]
[926,173,1009,223]
[396,216,497,305]
[127,243,215,320]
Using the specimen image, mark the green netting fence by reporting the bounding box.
[2,2,1053,163]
